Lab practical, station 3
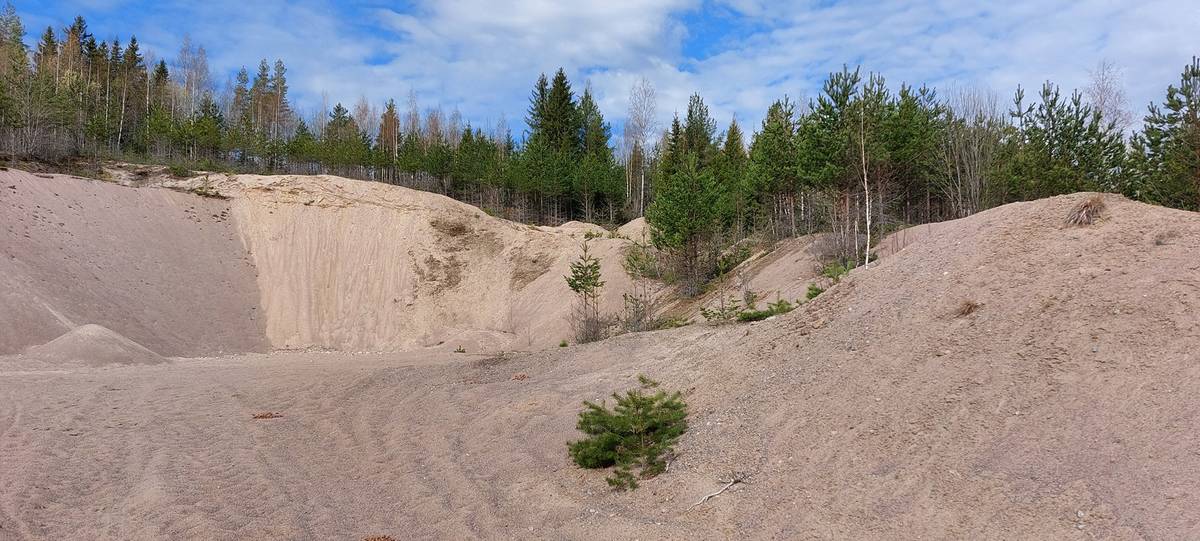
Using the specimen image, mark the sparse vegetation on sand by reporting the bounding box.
[736,298,796,322]
[187,184,228,199]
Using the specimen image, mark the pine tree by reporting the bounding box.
[522,68,580,221]
[288,118,317,168]
[147,60,172,155]
[323,102,365,171]
[748,98,798,233]
[378,98,400,163]
[564,241,607,343]
[398,124,425,174]
[885,84,942,222]
[1001,82,1123,201]
[191,92,223,159]
[268,59,289,140]
[0,2,27,144]
[682,93,717,167]
[229,66,251,162]
[568,376,688,491]
[33,26,56,75]
[646,153,720,296]
[1127,57,1200,210]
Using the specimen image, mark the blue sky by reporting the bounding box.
[12,0,1200,138]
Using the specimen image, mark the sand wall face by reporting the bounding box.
[2,168,867,356]
[0,170,268,356]
[228,174,634,352]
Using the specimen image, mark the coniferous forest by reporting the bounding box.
[2,6,1198,291]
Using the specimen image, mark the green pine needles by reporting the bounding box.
[565,241,608,343]
[567,375,688,491]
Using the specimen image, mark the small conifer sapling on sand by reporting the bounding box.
[568,375,688,490]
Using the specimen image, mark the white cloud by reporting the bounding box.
[30,0,1200,136]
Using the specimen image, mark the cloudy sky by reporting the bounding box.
[14,0,1200,137]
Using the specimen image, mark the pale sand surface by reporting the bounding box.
[1,168,1198,539]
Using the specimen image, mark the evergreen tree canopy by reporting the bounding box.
[1127,57,1200,210]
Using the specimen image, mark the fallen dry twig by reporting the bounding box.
[692,471,749,508]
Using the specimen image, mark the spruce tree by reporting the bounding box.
[714,118,749,233]
[575,87,622,220]
[526,73,549,137]
[543,68,580,153]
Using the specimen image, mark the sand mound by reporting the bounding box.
[26,324,166,366]
[636,191,1200,537]
[543,220,609,236]
[616,216,649,240]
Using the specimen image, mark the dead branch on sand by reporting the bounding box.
[692,471,749,508]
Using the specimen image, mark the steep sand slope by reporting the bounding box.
[1,193,1195,539]
[0,169,267,356]
[666,234,830,321]
[224,174,635,352]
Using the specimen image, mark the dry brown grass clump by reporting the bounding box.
[251,412,283,419]
[955,300,981,317]
[363,536,397,541]
[1065,195,1107,227]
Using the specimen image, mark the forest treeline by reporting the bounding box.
[1,6,1198,291]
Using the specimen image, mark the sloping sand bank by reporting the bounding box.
[0,169,266,356]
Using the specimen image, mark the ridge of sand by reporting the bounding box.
[1,192,1197,539]
[25,324,166,366]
